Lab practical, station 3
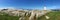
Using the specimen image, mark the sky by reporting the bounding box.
[0,0,60,10]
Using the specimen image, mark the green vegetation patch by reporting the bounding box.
[38,11,60,20]
[0,12,19,20]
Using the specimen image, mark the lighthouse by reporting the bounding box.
[44,6,47,10]
[44,6,47,13]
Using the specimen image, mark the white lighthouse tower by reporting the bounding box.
[44,6,47,10]
[43,6,47,13]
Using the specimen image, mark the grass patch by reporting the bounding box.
[38,11,60,20]
[0,12,19,20]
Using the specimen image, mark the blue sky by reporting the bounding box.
[0,0,60,10]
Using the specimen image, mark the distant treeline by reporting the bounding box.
[51,9,60,11]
